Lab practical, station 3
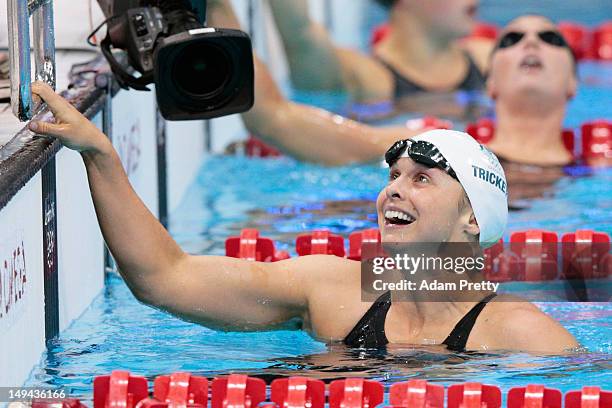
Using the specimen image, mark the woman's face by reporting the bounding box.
[487,16,577,102]
[376,158,475,244]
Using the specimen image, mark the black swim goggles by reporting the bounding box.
[385,139,458,181]
[496,30,569,50]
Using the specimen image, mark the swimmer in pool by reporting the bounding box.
[486,15,577,167]
[29,82,578,353]
[264,0,491,104]
[483,15,584,202]
[209,3,585,170]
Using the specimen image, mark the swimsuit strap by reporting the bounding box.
[343,291,391,348]
[375,51,486,99]
[459,51,487,91]
[375,57,426,97]
[442,293,497,352]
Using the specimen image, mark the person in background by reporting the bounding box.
[208,0,416,166]
[266,0,492,106]
[484,15,582,201]
[210,2,580,171]
[486,15,576,167]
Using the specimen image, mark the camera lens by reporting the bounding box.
[154,28,254,120]
[173,42,232,98]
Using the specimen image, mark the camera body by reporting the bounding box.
[97,0,254,120]
[107,7,165,74]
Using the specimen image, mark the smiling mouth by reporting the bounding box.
[384,210,416,226]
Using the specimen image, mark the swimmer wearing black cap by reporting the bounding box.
[263,0,490,103]
[29,83,578,353]
[486,15,578,167]
[484,15,589,201]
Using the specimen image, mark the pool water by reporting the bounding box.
[23,0,612,403]
[27,276,612,400]
[24,155,612,402]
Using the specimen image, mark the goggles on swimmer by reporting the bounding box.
[496,30,570,50]
[385,139,458,181]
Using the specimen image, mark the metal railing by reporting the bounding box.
[7,0,56,121]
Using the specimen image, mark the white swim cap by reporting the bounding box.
[412,129,508,247]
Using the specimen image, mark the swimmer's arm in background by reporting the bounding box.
[28,82,314,331]
[267,0,345,91]
[244,56,410,165]
[208,0,411,165]
[210,0,391,103]
[208,0,418,165]
[267,0,393,103]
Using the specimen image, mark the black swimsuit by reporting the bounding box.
[343,292,497,351]
[376,52,486,99]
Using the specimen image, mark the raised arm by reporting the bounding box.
[268,0,393,101]
[245,56,408,165]
[267,0,345,91]
[208,0,410,165]
[29,82,312,331]
[210,0,391,102]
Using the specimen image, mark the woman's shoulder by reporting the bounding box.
[474,294,579,353]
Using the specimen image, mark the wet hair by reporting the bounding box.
[373,0,398,9]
